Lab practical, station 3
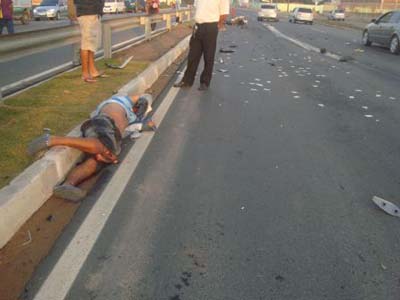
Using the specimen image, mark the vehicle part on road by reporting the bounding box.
[372,196,400,217]
[339,55,354,62]
[105,56,134,69]
[219,48,235,53]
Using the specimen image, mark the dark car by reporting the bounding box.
[125,0,137,12]
[362,10,400,54]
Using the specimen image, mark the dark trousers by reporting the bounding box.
[0,19,14,34]
[183,22,219,87]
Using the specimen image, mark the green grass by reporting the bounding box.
[0,58,148,188]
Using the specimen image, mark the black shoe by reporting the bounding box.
[198,83,209,91]
[173,81,192,88]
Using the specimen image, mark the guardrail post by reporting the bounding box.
[103,23,112,59]
[72,43,81,66]
[166,14,172,30]
[144,17,151,40]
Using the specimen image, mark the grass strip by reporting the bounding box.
[0,59,148,188]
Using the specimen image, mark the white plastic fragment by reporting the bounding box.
[254,78,261,81]
[364,115,373,118]
[372,196,400,217]
[250,88,258,92]
[362,106,368,110]
[349,96,355,99]
[355,89,363,92]
[312,85,319,88]
[376,94,382,98]
[263,88,271,91]
[318,104,325,107]
[293,95,300,99]
[389,97,396,100]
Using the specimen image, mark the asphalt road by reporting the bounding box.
[26,10,400,300]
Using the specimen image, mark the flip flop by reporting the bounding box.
[27,133,50,156]
[93,72,109,79]
[82,77,97,83]
[53,184,87,203]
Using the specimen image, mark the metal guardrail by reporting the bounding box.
[0,8,192,98]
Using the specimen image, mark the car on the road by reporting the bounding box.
[103,0,126,14]
[33,0,67,21]
[257,3,279,22]
[328,9,345,21]
[362,10,400,54]
[124,0,137,13]
[289,7,313,25]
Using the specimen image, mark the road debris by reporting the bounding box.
[364,115,373,118]
[381,263,387,270]
[318,104,325,107]
[376,94,382,98]
[320,48,327,54]
[219,48,235,53]
[250,88,258,92]
[349,96,355,99]
[362,106,368,110]
[218,69,228,73]
[105,56,133,69]
[22,230,32,246]
[354,48,365,53]
[372,196,400,217]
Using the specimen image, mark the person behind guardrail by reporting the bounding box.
[0,0,15,35]
[27,94,157,202]
[145,0,159,31]
[68,0,107,83]
[173,0,230,91]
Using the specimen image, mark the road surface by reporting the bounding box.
[24,10,400,300]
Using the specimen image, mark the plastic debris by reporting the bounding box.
[105,56,133,69]
[372,196,400,217]
[291,91,298,94]
[241,206,245,210]
[376,94,382,98]
[224,74,230,78]
[389,97,396,100]
[263,88,271,91]
[364,115,373,118]
[362,106,368,110]
[312,85,319,88]
[293,95,300,99]
[355,89,363,93]
[354,48,365,53]
[250,88,258,92]
[218,69,228,73]
[318,104,325,107]
[349,96,355,99]
[254,78,261,81]
[22,230,32,246]
[381,263,387,270]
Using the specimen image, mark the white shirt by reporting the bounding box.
[194,0,230,24]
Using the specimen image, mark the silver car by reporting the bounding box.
[33,0,68,21]
[289,7,313,25]
[328,9,345,21]
[257,4,279,22]
[362,10,400,54]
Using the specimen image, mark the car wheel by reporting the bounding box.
[390,35,400,55]
[309,21,313,25]
[289,18,292,23]
[55,12,60,20]
[362,30,372,46]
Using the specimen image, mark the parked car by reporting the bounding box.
[362,10,400,54]
[289,7,313,25]
[103,0,126,14]
[257,3,279,22]
[328,9,345,21]
[33,0,67,20]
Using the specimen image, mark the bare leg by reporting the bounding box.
[49,136,107,155]
[88,50,100,77]
[81,49,90,79]
[64,157,101,186]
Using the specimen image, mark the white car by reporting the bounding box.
[103,0,126,14]
[257,4,279,22]
[289,7,314,25]
[328,9,345,21]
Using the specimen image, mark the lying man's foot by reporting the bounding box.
[198,83,209,91]
[173,81,192,88]
[53,184,87,203]
[27,134,50,156]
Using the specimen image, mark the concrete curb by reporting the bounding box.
[0,35,190,249]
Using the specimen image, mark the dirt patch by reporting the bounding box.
[0,24,191,300]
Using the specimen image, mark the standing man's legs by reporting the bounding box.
[78,15,101,81]
[5,19,14,34]
[179,26,203,86]
[0,19,5,34]
[200,23,218,87]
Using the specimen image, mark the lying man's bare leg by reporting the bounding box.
[53,157,103,202]
[28,135,118,163]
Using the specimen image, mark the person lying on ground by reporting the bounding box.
[27,93,156,202]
